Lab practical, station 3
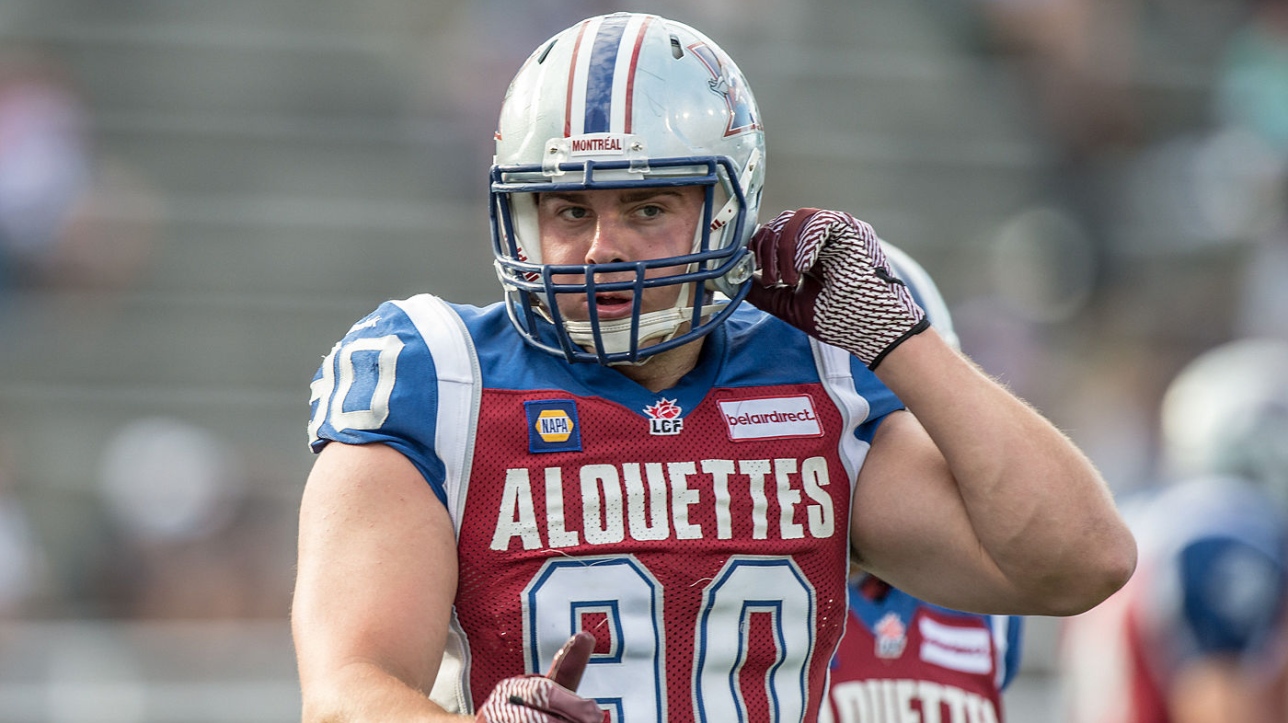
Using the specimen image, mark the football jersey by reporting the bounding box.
[1059,476,1288,723]
[821,575,1022,723]
[307,295,903,723]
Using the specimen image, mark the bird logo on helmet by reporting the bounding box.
[688,41,761,137]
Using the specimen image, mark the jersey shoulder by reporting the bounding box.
[306,295,498,500]
[721,303,902,422]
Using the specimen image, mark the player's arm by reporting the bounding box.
[748,208,1135,616]
[292,441,468,722]
[851,330,1135,615]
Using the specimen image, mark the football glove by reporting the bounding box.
[475,632,602,723]
[747,208,928,368]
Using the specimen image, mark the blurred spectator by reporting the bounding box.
[1233,215,1288,340]
[98,417,244,545]
[966,0,1144,301]
[971,0,1141,157]
[0,47,158,301]
[1212,0,1288,339]
[0,48,91,289]
[987,206,1098,325]
[89,417,288,619]
[1215,0,1288,156]
[1058,338,1288,722]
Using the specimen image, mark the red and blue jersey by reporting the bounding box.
[308,296,902,722]
[822,575,1022,723]
[1059,476,1288,723]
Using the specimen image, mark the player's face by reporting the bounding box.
[537,186,705,323]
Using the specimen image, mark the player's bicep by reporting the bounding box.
[849,409,1010,611]
[292,442,458,694]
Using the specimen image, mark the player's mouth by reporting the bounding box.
[590,293,635,318]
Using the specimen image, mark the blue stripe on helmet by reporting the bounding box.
[583,15,629,134]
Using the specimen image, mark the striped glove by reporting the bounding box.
[747,208,928,368]
[475,632,603,723]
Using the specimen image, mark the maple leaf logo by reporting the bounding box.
[875,613,905,639]
[644,398,682,420]
[874,612,907,659]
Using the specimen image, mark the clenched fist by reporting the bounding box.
[747,208,927,368]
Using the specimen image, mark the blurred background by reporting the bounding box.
[0,0,1284,720]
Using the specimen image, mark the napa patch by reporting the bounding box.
[525,399,582,454]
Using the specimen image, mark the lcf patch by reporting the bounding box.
[525,399,582,454]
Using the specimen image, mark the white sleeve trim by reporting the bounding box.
[809,339,874,488]
[991,614,1012,690]
[393,294,481,538]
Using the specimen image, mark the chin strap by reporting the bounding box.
[561,301,725,360]
[543,276,723,362]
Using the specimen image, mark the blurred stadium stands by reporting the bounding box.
[0,0,1278,720]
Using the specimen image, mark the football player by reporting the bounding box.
[292,12,1134,722]
[1059,338,1288,723]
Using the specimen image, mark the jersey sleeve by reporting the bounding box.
[849,355,903,444]
[306,299,451,504]
[1174,535,1288,659]
[993,614,1024,691]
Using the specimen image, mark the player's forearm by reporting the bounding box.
[300,661,469,723]
[875,330,1136,615]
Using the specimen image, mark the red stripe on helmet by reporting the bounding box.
[564,20,593,138]
[622,16,652,135]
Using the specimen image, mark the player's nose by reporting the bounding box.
[584,217,631,265]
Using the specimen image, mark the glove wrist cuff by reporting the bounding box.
[867,317,930,370]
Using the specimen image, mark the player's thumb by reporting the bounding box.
[546,631,595,692]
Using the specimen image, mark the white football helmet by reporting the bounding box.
[1160,338,1288,507]
[882,241,960,352]
[490,13,765,364]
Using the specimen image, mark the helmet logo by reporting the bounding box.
[688,42,761,136]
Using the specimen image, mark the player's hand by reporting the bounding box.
[747,208,927,368]
[475,632,602,723]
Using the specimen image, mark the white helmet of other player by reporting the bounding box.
[1160,337,1288,507]
[881,241,960,352]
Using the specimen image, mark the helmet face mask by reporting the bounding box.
[490,13,764,364]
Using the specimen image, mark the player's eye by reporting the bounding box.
[558,206,591,221]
